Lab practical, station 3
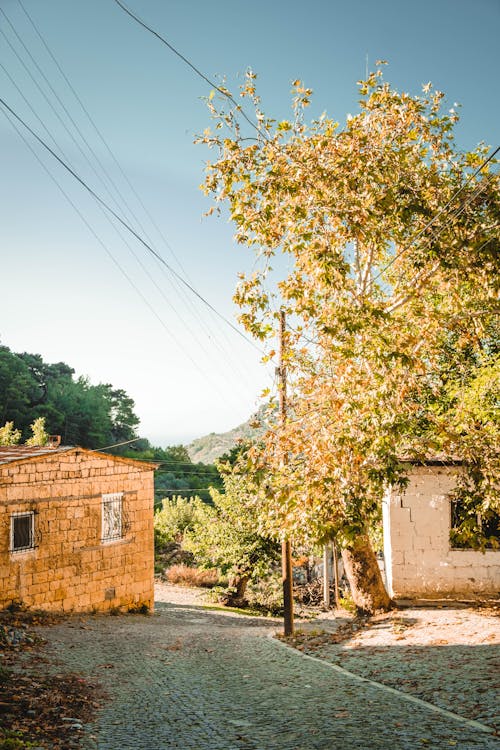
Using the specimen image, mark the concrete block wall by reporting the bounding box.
[0,449,154,613]
[383,465,500,598]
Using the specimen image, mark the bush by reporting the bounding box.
[154,496,206,546]
[0,729,34,749]
[166,564,219,588]
[155,542,195,578]
[246,574,284,616]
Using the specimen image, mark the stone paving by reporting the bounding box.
[294,606,500,734]
[37,598,499,750]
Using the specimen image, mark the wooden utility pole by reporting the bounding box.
[323,544,330,609]
[332,537,340,608]
[279,310,294,637]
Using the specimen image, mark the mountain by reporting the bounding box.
[186,413,263,464]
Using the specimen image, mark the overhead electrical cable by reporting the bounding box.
[0,110,187,353]
[155,487,221,497]
[14,0,255,386]
[14,1,260,389]
[368,147,500,291]
[0,35,240,385]
[0,108,237,402]
[0,13,132,221]
[0,95,267,358]
[140,469,224,477]
[112,0,265,140]
[13,0,193,276]
[0,57,63,156]
[111,0,499,291]
[16,0,186,276]
[91,438,142,452]
[131,460,237,468]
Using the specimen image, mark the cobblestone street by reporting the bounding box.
[37,594,499,750]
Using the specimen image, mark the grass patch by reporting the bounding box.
[201,603,279,618]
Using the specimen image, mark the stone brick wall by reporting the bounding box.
[0,449,154,613]
[383,465,500,598]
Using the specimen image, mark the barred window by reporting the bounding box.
[102,493,123,542]
[10,512,35,552]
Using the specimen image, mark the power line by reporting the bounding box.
[1,7,262,369]
[111,0,500,302]
[0,109,196,360]
[1,12,271,395]
[0,10,133,220]
[155,488,219,493]
[0,94,267,357]
[156,472,222,478]
[368,147,500,290]
[112,0,264,139]
[1,14,202,352]
[0,44,63,156]
[9,0,261,391]
[0,30,200,352]
[155,471,222,478]
[3,106,258,412]
[92,438,143,452]
[133,459,237,472]
[16,0,185,275]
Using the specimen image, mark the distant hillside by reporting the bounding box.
[186,413,263,464]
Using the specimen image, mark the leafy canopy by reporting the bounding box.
[198,66,499,543]
[0,344,140,449]
[183,462,279,581]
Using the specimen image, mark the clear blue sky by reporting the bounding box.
[1,0,499,446]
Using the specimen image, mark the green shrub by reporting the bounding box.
[0,730,34,749]
[246,574,284,616]
[154,496,206,546]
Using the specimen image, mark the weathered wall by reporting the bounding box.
[383,466,500,598]
[0,449,154,613]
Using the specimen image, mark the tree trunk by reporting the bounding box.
[341,533,393,614]
[225,573,250,607]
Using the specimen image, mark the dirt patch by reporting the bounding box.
[292,602,500,648]
[154,579,210,607]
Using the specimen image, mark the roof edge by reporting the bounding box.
[79,447,160,471]
[0,446,158,471]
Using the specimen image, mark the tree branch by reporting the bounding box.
[388,261,441,313]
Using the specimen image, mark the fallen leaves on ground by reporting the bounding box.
[278,617,371,651]
[0,606,104,750]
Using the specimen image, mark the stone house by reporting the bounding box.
[383,461,500,599]
[0,444,156,613]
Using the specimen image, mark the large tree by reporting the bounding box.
[198,66,499,612]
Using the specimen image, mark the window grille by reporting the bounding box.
[10,512,35,552]
[102,493,123,542]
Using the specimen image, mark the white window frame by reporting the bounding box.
[101,493,123,543]
[10,511,35,553]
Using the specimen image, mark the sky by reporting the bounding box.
[1,0,499,447]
